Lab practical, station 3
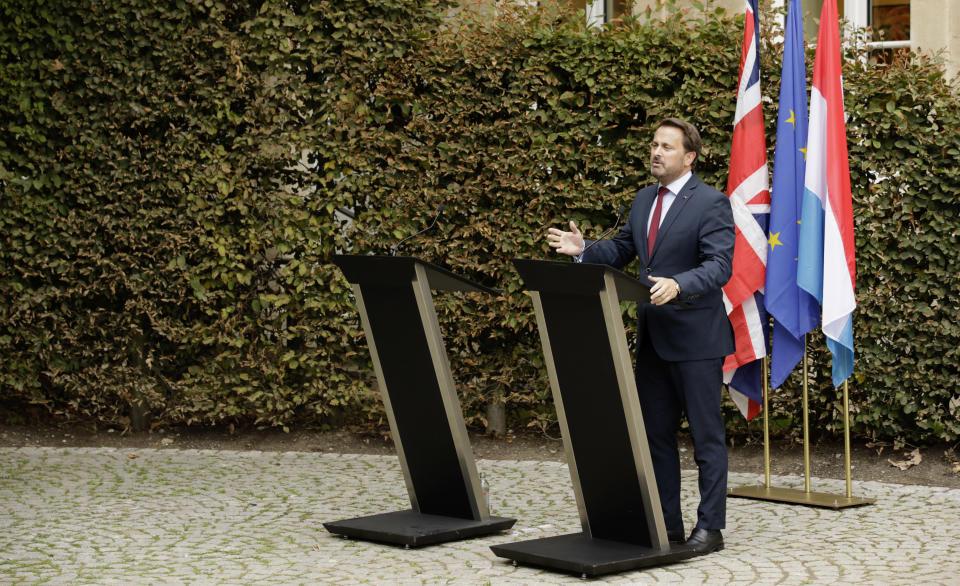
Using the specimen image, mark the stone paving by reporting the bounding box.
[2,446,959,584]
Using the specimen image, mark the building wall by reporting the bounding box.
[912,0,959,78]
[629,0,958,78]
[475,0,958,78]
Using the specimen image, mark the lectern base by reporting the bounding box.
[490,532,699,577]
[323,509,516,547]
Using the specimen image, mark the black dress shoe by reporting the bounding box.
[686,528,724,554]
[667,528,685,544]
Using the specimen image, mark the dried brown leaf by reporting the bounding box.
[888,448,922,471]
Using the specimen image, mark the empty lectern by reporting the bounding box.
[324,255,516,547]
[489,259,698,576]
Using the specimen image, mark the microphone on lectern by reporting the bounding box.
[579,204,625,258]
[390,205,445,257]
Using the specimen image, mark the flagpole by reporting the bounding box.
[730,346,871,508]
[802,337,811,493]
[729,0,872,510]
[763,357,771,488]
[843,379,852,497]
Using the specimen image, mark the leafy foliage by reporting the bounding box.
[351,3,745,432]
[838,44,960,442]
[0,0,454,430]
[1,0,958,443]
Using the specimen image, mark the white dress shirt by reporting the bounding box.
[647,171,692,235]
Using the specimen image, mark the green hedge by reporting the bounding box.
[2,1,958,443]
[0,0,455,430]
[839,37,960,442]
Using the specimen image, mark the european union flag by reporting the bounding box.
[764,0,820,389]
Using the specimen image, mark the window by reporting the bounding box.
[572,0,628,27]
[868,0,910,61]
[871,0,910,42]
[847,0,911,61]
[793,0,910,61]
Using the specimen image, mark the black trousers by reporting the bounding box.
[635,334,728,533]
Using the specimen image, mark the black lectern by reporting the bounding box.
[325,255,516,547]
[489,259,698,577]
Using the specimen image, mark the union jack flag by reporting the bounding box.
[722,0,770,420]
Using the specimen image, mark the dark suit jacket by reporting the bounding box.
[581,174,736,362]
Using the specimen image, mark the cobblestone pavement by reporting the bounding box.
[2,447,959,585]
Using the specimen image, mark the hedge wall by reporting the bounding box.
[2,1,958,443]
[0,0,455,430]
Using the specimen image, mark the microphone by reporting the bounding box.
[579,204,625,259]
[390,205,445,256]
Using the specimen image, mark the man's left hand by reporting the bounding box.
[648,276,680,306]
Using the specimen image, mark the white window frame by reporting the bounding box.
[585,0,621,28]
[848,0,911,51]
[770,0,912,52]
[586,0,605,28]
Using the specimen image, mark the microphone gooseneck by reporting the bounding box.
[390,205,445,257]
[579,204,625,259]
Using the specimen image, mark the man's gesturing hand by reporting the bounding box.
[648,276,681,306]
[547,221,585,256]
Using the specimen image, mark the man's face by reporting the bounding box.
[650,125,696,185]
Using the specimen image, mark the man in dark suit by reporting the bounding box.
[546,118,734,554]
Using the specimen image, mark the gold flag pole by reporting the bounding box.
[843,379,853,498]
[728,339,873,509]
[802,338,811,493]
[763,357,771,489]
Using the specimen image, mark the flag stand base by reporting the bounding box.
[728,485,874,509]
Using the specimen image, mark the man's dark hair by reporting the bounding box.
[657,118,702,168]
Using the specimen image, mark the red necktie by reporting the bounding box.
[647,185,669,255]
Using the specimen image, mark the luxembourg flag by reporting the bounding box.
[797,0,856,387]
